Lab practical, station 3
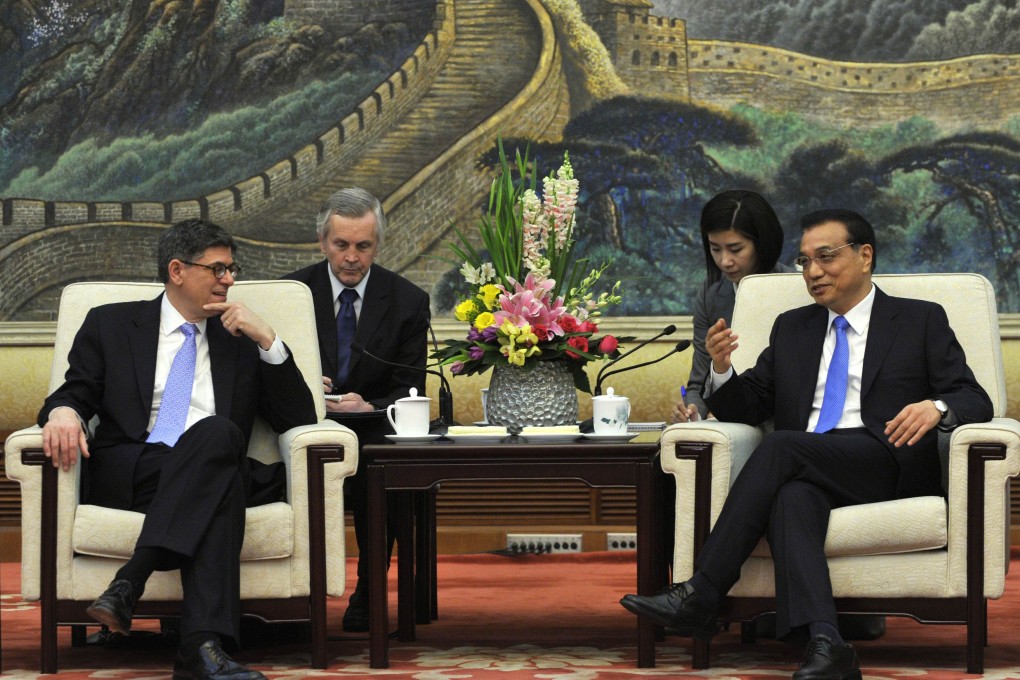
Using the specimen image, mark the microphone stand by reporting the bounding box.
[593,324,676,396]
[427,322,455,429]
[596,340,692,389]
[350,342,456,430]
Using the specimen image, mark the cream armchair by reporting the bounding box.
[662,273,1020,673]
[4,280,359,673]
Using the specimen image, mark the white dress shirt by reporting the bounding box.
[805,285,875,431]
[147,295,287,433]
[711,285,877,431]
[327,265,371,320]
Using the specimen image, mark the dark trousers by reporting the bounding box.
[130,416,248,644]
[695,428,899,638]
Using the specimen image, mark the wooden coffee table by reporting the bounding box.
[362,433,666,668]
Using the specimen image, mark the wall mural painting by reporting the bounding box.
[2,0,1020,321]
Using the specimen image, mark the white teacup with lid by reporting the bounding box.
[386,387,431,436]
[591,387,631,435]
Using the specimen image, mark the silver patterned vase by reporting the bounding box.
[486,360,579,434]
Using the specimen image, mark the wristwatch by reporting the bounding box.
[931,399,949,422]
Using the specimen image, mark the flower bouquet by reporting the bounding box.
[433,140,624,395]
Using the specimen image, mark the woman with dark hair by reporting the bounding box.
[674,189,793,422]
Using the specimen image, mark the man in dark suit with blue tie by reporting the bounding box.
[40,219,317,680]
[621,209,993,679]
[283,187,430,631]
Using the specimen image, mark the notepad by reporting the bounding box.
[446,425,509,436]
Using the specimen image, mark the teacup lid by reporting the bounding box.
[593,386,626,400]
[398,387,430,401]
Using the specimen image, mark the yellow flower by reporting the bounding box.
[499,318,521,338]
[502,344,541,366]
[473,311,495,330]
[518,325,539,346]
[506,347,527,366]
[477,284,501,310]
[455,299,479,322]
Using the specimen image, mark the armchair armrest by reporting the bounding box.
[278,420,359,598]
[944,418,1020,598]
[4,426,83,601]
[660,421,764,580]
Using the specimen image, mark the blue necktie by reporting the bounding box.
[147,323,198,446]
[814,316,850,434]
[335,288,359,389]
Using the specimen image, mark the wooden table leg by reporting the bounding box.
[636,457,659,668]
[414,490,432,624]
[429,489,438,621]
[367,464,389,668]
[396,491,417,641]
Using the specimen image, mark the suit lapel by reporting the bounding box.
[207,318,237,418]
[351,265,389,374]
[128,296,163,412]
[797,306,829,426]
[861,287,898,398]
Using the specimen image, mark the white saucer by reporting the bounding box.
[445,433,508,444]
[583,432,639,442]
[473,420,490,426]
[385,434,441,444]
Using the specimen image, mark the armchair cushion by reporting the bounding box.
[72,502,294,561]
[747,496,947,559]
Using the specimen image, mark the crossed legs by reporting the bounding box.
[695,428,898,637]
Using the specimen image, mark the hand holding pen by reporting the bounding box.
[671,385,701,423]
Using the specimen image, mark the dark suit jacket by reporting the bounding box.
[283,260,430,409]
[707,286,993,498]
[37,294,317,509]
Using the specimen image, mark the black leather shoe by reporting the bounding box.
[793,635,862,680]
[619,581,719,639]
[86,579,137,636]
[172,639,266,680]
[342,584,368,632]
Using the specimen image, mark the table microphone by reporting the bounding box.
[595,340,692,393]
[593,324,677,396]
[350,342,455,428]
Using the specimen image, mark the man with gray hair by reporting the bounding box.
[283,187,430,631]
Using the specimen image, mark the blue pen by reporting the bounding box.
[680,385,687,405]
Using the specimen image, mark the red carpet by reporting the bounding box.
[3,550,1020,678]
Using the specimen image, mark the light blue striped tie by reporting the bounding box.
[814,316,849,434]
[147,323,198,446]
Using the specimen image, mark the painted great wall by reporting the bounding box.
[2,0,1020,320]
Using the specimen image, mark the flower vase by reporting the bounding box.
[486,360,578,433]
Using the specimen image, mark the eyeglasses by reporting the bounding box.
[180,260,242,279]
[794,243,857,270]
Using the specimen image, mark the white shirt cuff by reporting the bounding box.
[710,365,734,390]
[258,335,289,365]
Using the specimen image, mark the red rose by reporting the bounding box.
[565,335,589,359]
[559,316,578,333]
[599,335,618,353]
[532,323,550,341]
[579,320,597,334]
